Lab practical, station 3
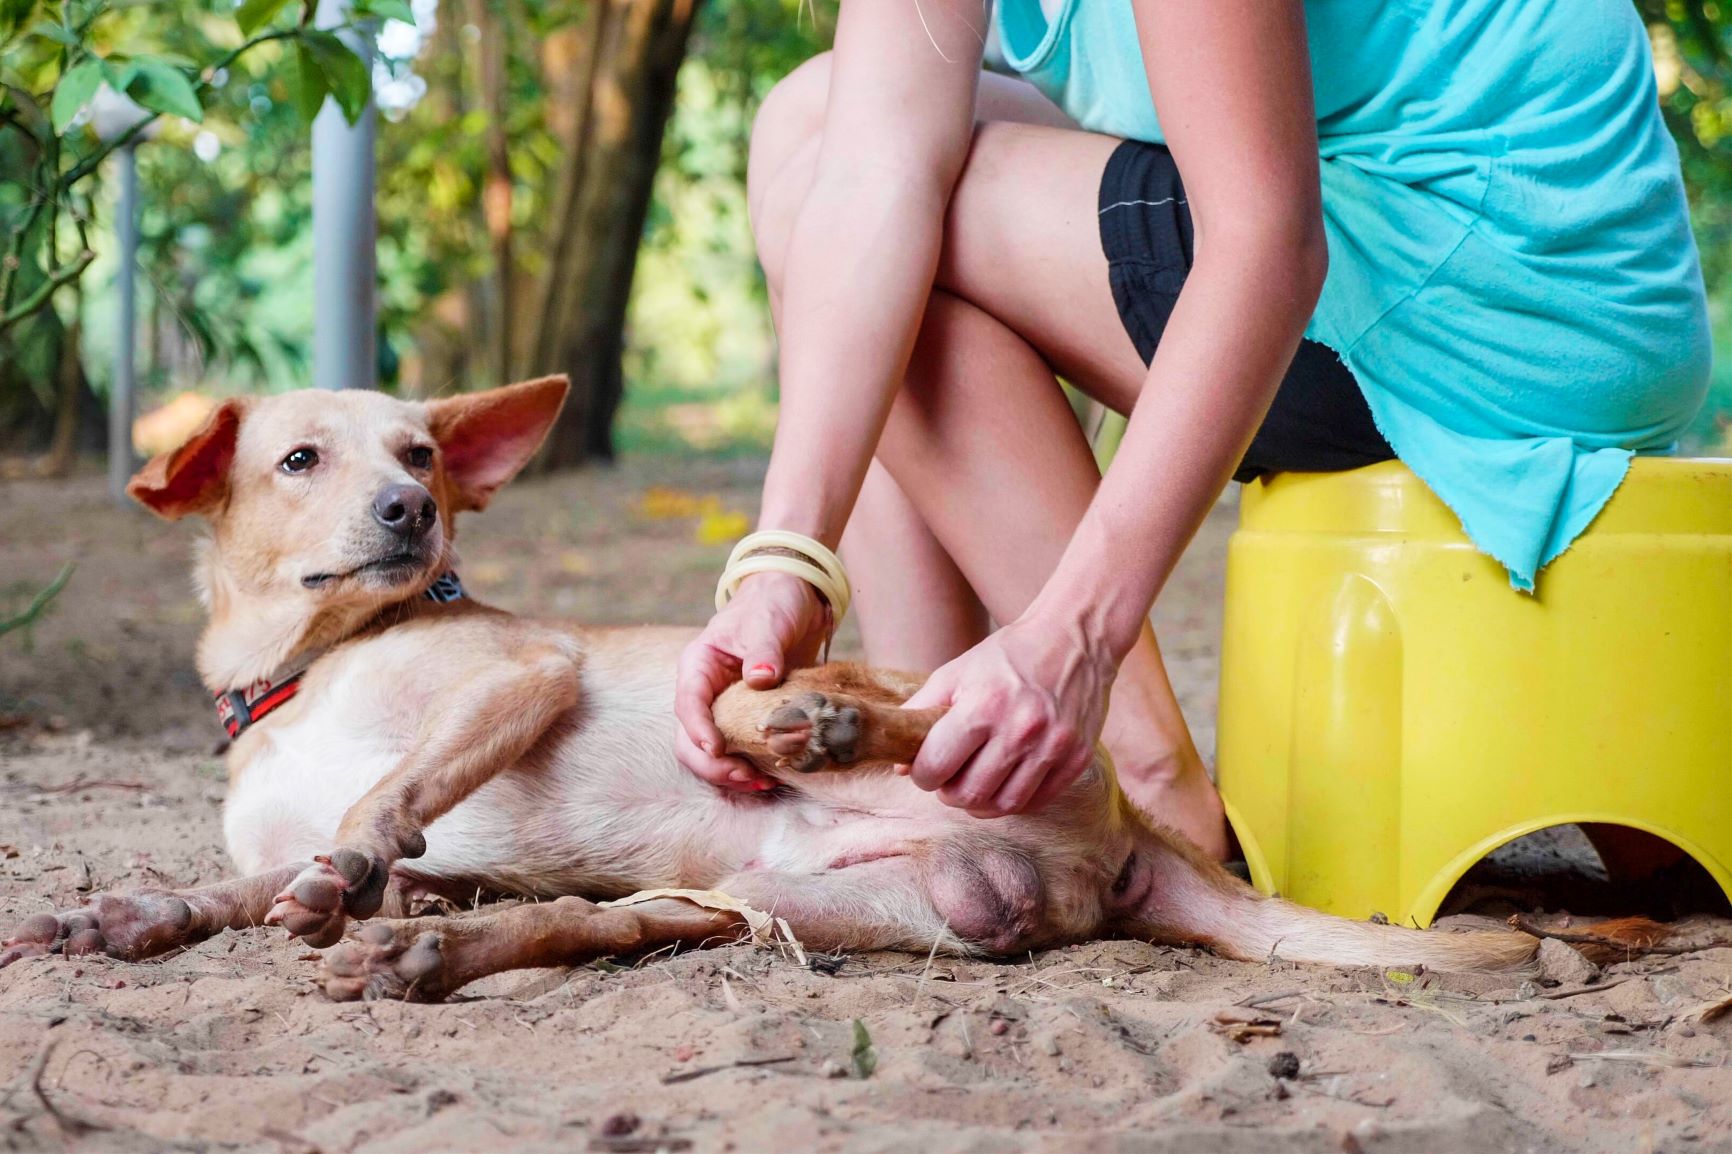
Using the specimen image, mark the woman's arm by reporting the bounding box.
[674,0,987,786]
[904,0,1329,814]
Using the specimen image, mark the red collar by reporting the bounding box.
[214,571,464,739]
[215,674,303,739]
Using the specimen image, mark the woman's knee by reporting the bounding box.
[748,53,831,283]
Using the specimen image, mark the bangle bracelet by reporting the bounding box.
[715,530,852,623]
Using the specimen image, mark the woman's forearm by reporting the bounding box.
[757,171,954,546]
[1026,237,1328,658]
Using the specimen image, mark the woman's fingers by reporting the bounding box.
[674,643,733,758]
[907,704,991,793]
[675,723,771,790]
[674,642,773,789]
[936,733,1020,812]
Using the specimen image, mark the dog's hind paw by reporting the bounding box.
[761,691,862,773]
[265,849,389,948]
[1,892,195,966]
[320,921,453,1003]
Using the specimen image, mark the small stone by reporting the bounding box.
[599,1112,640,1137]
[672,1043,695,1063]
[1267,1051,1302,1080]
[820,1059,847,1079]
[1578,1067,1598,1089]
[989,1018,1009,1036]
[1039,1034,1061,1057]
[1536,938,1599,986]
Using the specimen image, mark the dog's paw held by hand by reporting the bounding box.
[265,849,389,947]
[761,691,862,773]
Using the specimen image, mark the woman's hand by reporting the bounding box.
[900,609,1118,817]
[674,573,832,791]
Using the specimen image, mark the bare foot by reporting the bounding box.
[265,849,390,948]
[0,891,197,966]
[1115,751,1230,862]
[761,691,862,773]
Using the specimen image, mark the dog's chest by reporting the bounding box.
[220,662,420,874]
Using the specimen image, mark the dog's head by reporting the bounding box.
[128,377,568,621]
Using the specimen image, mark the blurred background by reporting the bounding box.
[2,0,1731,482]
[0,0,824,478]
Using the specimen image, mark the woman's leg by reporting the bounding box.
[749,60,1227,857]
[841,462,990,672]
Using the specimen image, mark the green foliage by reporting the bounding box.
[1637,0,1732,446]
[0,562,72,645]
[0,0,388,351]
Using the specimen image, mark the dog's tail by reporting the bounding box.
[1130,831,1538,974]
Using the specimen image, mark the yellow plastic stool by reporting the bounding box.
[1215,458,1732,926]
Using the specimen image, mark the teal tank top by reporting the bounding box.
[996,0,1711,591]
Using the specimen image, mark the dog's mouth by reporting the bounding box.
[301,551,431,590]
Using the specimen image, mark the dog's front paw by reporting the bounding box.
[762,691,862,773]
[265,849,389,947]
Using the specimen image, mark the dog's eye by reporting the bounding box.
[280,448,319,475]
[405,446,434,470]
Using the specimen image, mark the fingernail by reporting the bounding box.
[748,664,775,678]
[894,763,911,776]
[701,740,717,755]
[727,769,753,785]
[752,781,775,791]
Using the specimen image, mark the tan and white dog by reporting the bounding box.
[0,379,1536,1001]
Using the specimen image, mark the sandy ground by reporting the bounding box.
[2,461,1730,1154]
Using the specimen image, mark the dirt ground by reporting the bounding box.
[2,460,1730,1154]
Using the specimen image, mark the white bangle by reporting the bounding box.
[715,530,852,623]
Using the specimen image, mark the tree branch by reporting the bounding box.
[0,248,94,336]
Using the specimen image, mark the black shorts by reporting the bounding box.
[1098,139,1396,482]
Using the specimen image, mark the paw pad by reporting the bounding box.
[761,691,862,772]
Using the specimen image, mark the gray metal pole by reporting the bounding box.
[109,144,138,503]
[311,0,377,390]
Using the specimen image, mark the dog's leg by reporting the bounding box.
[1,865,306,966]
[265,647,580,944]
[320,857,963,1002]
[319,896,746,1002]
[714,664,943,773]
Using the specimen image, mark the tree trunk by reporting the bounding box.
[470,0,514,387]
[529,0,703,469]
[39,280,83,477]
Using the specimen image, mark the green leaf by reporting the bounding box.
[354,0,414,24]
[50,57,102,133]
[27,19,78,47]
[850,1019,876,1079]
[124,56,203,123]
[287,39,328,125]
[235,0,293,37]
[0,0,36,40]
[299,29,368,125]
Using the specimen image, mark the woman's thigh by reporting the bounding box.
[750,57,1148,410]
[935,120,1148,411]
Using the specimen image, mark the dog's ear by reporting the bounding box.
[426,375,569,512]
[126,400,247,520]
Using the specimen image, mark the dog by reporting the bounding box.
[0,378,1536,1001]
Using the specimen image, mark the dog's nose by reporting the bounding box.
[371,484,436,540]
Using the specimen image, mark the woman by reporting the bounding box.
[673,0,1709,861]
